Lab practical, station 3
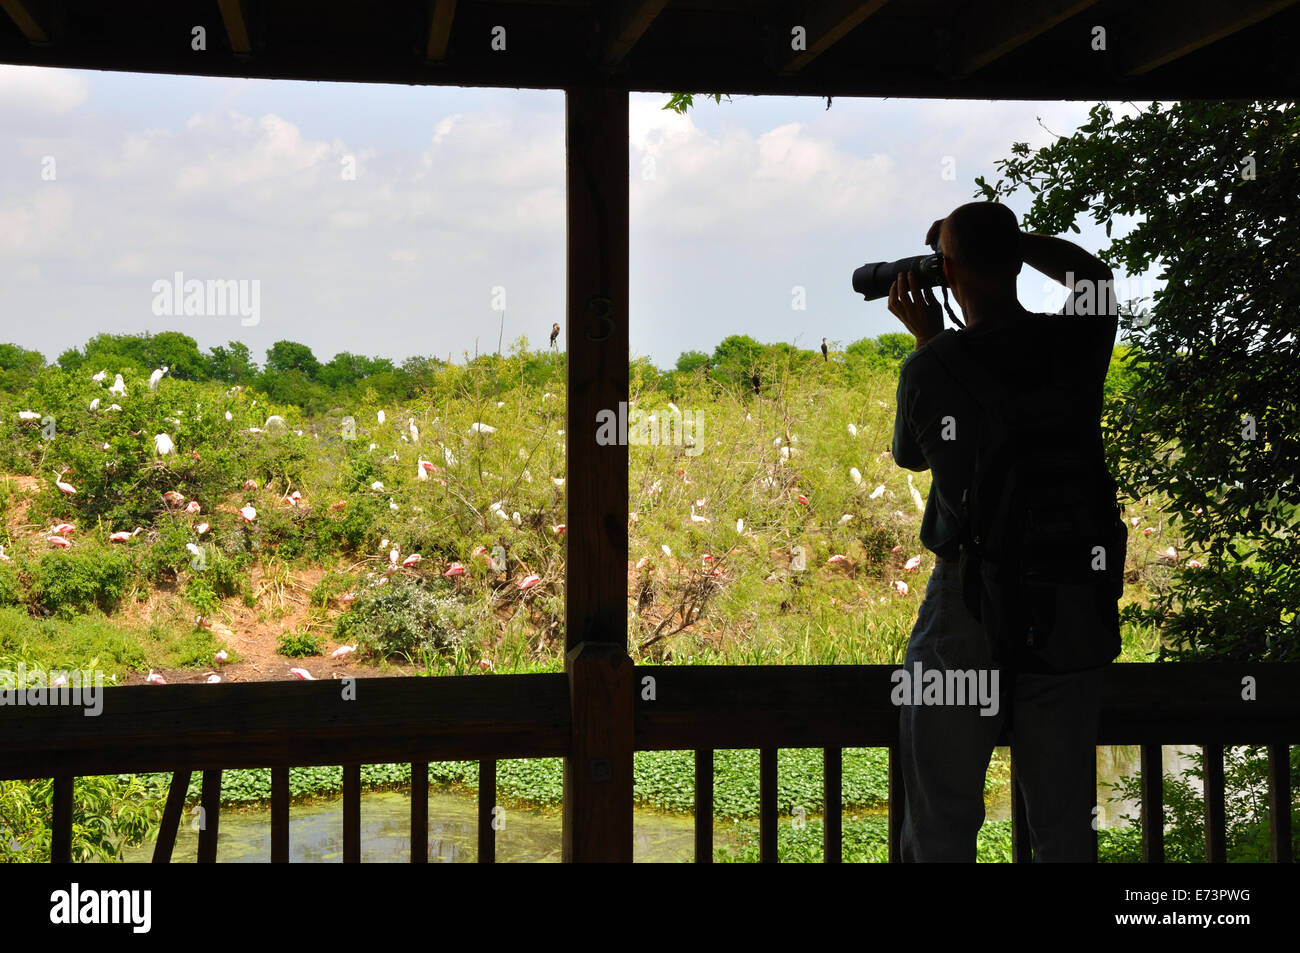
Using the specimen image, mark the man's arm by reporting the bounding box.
[1020,232,1113,286]
[891,364,929,472]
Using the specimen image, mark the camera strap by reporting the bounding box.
[942,285,964,329]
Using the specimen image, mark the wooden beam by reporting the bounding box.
[0,0,49,46]
[600,0,668,69]
[216,0,252,59]
[952,0,1098,77]
[1122,0,1300,76]
[426,0,457,63]
[779,0,890,75]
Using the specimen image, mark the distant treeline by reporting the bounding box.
[0,331,927,409]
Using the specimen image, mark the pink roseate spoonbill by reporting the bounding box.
[1129,516,1141,528]
[472,545,490,563]
[1186,560,1204,569]
[243,478,258,490]
[189,451,201,460]
[330,500,347,511]
[240,505,257,523]
[51,674,68,688]
[108,527,143,543]
[289,668,315,681]
[1142,527,1154,537]
[162,491,185,506]
[195,616,211,629]
[146,670,166,685]
[634,556,650,571]
[331,645,356,660]
[416,457,430,480]
[50,523,76,536]
[893,580,909,597]
[796,494,809,506]
[195,522,210,535]
[551,524,566,535]
[628,512,639,526]
[827,554,848,565]
[214,649,228,664]
[518,574,541,590]
[185,501,201,514]
[904,555,922,571]
[47,535,71,548]
[444,563,466,578]
[402,553,422,568]
[890,545,903,554]
[479,658,494,671]
[341,592,356,604]
[55,473,77,495]
[389,544,400,565]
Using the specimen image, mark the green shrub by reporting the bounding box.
[28,546,132,618]
[277,630,324,657]
[0,563,21,607]
[336,579,484,660]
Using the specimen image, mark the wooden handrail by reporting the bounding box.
[3,664,1295,863]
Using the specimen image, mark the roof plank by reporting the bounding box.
[1122,0,1300,76]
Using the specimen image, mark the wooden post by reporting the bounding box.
[562,83,632,863]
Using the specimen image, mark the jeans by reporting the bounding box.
[897,561,1104,862]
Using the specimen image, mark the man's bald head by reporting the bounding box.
[939,202,1022,283]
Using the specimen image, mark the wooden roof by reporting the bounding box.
[2,0,1298,99]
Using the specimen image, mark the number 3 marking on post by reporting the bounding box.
[585,295,614,341]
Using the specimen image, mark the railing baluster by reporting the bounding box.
[824,747,842,864]
[1140,743,1164,863]
[1268,744,1292,864]
[153,770,191,863]
[694,748,713,864]
[51,775,73,863]
[343,763,361,863]
[410,761,428,864]
[271,766,289,863]
[760,747,777,863]
[197,770,221,863]
[1203,743,1226,862]
[478,759,496,863]
[888,746,902,863]
[1010,752,1031,863]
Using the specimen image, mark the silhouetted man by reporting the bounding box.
[886,201,1118,862]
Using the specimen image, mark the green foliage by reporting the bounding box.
[978,100,1300,661]
[0,344,44,393]
[337,579,485,661]
[276,630,325,657]
[0,775,163,862]
[28,546,132,617]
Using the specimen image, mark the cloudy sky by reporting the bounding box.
[0,65,1156,369]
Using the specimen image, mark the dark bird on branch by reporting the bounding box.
[751,372,761,395]
[821,337,828,362]
[549,323,560,348]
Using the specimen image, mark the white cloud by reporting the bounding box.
[0,65,89,116]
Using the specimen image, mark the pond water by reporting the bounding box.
[119,745,1199,862]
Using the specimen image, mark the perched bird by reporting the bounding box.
[109,528,143,543]
[55,472,77,495]
[847,423,858,437]
[17,409,44,421]
[89,398,100,411]
[186,501,201,514]
[146,670,167,685]
[109,374,127,396]
[47,535,72,548]
[518,574,541,590]
[92,369,107,382]
[409,417,419,443]
[751,372,761,395]
[148,365,169,390]
[904,555,922,571]
[377,410,386,425]
[550,322,560,348]
[162,490,185,506]
[331,645,356,660]
[869,484,886,500]
[821,337,828,362]
[402,553,422,568]
[288,668,315,681]
[850,467,863,486]
[907,474,925,512]
[50,523,76,536]
[240,504,257,522]
[154,433,175,456]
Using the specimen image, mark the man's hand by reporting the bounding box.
[887,271,944,347]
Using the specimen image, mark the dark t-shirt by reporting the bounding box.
[890,296,1117,560]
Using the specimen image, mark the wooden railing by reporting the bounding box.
[2,664,1296,862]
